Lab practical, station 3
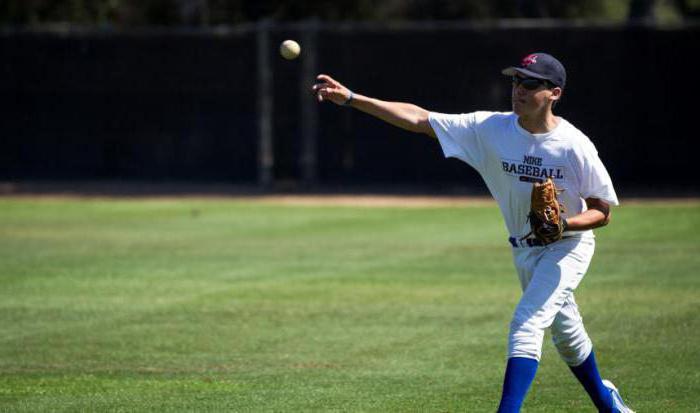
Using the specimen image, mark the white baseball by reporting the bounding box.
[280,40,301,60]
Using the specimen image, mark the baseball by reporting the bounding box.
[280,40,301,60]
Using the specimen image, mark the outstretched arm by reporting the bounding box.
[312,74,436,138]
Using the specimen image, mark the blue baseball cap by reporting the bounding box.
[502,52,566,89]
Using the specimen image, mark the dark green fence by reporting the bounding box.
[1,22,697,193]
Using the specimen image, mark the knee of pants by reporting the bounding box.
[508,316,545,361]
[551,323,592,366]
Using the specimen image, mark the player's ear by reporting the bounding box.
[550,87,563,102]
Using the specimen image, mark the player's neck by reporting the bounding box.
[517,110,559,134]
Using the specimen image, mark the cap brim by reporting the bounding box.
[501,67,549,80]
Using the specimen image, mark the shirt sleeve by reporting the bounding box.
[428,111,488,172]
[571,139,620,206]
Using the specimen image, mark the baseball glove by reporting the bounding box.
[523,177,567,245]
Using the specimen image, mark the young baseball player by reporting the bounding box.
[313,52,634,412]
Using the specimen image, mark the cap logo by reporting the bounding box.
[521,54,538,67]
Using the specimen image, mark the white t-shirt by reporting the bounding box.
[429,111,619,239]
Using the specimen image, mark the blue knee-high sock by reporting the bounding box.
[497,357,539,413]
[569,350,614,411]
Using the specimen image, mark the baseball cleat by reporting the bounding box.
[602,379,635,413]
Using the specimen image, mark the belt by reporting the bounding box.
[508,236,574,248]
[508,236,544,248]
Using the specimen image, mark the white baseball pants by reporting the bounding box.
[508,237,595,366]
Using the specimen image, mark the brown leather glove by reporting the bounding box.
[524,177,567,245]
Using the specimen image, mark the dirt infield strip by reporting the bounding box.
[240,195,496,207]
[1,181,698,207]
[0,193,495,207]
[2,192,699,208]
[235,195,700,207]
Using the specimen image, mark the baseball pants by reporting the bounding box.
[508,236,595,366]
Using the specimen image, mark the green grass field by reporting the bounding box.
[1,197,698,412]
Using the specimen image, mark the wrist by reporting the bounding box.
[342,91,354,106]
[562,219,569,231]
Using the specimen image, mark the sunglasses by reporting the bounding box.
[512,76,554,90]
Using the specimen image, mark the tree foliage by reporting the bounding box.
[0,0,696,27]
